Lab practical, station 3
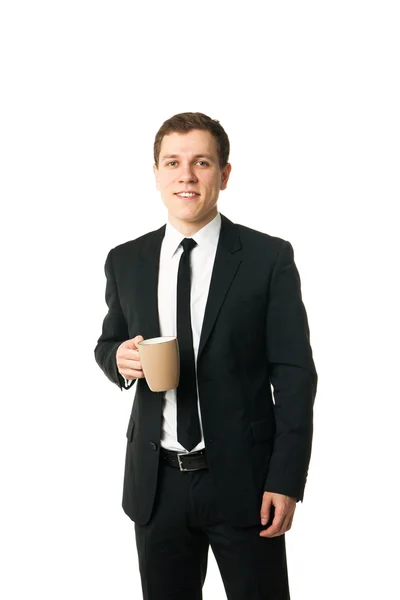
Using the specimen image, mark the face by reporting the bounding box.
[153,129,232,234]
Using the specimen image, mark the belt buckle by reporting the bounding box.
[177,452,197,472]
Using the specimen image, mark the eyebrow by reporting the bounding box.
[160,153,215,162]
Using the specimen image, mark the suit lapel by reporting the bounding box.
[197,213,242,361]
[136,213,242,360]
[136,223,166,340]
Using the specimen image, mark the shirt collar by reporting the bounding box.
[164,212,221,258]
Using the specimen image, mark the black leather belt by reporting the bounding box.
[160,448,208,472]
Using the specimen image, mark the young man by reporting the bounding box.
[95,112,317,600]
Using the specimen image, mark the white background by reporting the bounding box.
[1,1,399,598]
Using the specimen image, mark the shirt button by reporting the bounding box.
[149,442,157,451]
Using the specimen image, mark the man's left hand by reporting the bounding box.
[259,491,297,538]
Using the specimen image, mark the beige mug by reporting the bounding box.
[137,336,180,392]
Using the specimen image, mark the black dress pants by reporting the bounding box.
[134,457,290,600]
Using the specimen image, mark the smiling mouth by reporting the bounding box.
[175,192,200,199]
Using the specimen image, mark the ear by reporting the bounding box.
[220,163,232,191]
[153,164,160,191]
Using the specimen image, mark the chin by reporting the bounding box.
[175,207,201,219]
[176,213,199,223]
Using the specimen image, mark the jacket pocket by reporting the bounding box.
[126,417,135,443]
[250,417,276,443]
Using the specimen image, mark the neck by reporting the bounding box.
[169,209,218,237]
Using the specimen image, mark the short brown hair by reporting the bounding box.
[153,112,230,169]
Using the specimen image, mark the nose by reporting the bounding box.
[179,162,198,183]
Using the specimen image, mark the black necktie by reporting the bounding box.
[176,237,201,452]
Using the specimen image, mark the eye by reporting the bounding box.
[196,161,209,167]
[166,161,178,167]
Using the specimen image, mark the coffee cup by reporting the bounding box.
[137,336,180,392]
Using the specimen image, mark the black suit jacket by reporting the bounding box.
[95,213,317,526]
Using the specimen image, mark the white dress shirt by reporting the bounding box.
[157,212,221,452]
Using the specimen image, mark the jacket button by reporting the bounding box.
[149,442,157,451]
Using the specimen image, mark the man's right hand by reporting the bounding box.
[116,335,145,381]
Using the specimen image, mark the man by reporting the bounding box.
[95,112,317,600]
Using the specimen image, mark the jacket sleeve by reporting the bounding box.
[264,241,317,501]
[94,248,136,391]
